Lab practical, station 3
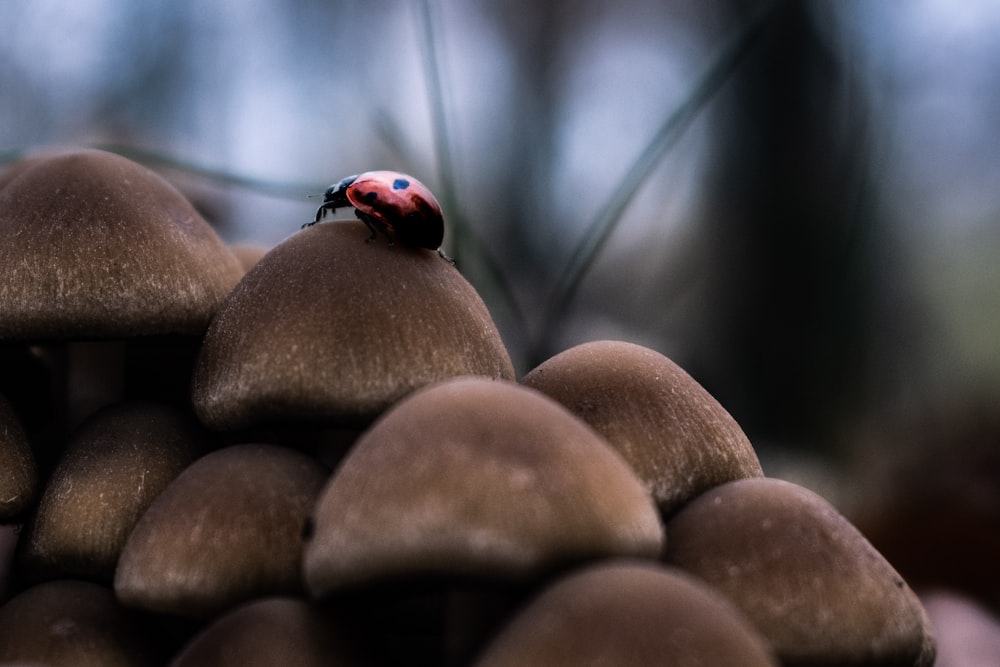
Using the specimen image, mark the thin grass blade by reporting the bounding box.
[536,0,780,359]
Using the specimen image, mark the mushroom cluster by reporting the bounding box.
[0,149,935,665]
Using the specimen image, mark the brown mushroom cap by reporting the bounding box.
[474,560,778,667]
[169,597,361,667]
[0,147,75,192]
[0,149,243,340]
[521,340,763,515]
[114,444,328,618]
[0,393,36,521]
[0,579,156,667]
[303,377,663,597]
[191,221,515,430]
[20,401,206,582]
[663,478,936,667]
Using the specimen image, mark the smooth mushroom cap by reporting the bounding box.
[169,597,361,667]
[303,377,663,597]
[0,149,243,340]
[664,477,936,667]
[114,444,328,618]
[191,221,515,430]
[0,579,156,667]
[21,401,206,582]
[521,340,763,515]
[0,393,36,521]
[474,560,778,667]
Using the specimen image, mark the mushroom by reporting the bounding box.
[303,377,663,663]
[663,477,936,667]
[303,377,663,596]
[114,444,328,618]
[0,579,157,667]
[0,148,243,339]
[0,393,36,521]
[473,560,778,666]
[191,221,515,431]
[521,340,763,515]
[0,148,244,429]
[20,401,207,582]
[169,596,363,666]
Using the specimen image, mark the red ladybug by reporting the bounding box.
[305,171,452,262]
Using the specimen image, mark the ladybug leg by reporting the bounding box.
[303,185,351,229]
[356,211,393,245]
[301,202,335,229]
[315,202,334,222]
[437,248,455,265]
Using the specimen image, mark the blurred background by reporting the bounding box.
[2,0,999,620]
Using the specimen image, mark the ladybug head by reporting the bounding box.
[321,175,358,206]
[335,175,358,191]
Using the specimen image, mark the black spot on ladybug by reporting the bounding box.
[392,178,410,190]
[364,191,379,204]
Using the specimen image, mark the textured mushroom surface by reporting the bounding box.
[521,340,762,514]
[304,377,662,596]
[115,444,328,618]
[0,393,35,520]
[474,561,777,667]
[192,221,515,429]
[0,579,156,667]
[21,401,205,581]
[664,477,936,667]
[0,149,243,339]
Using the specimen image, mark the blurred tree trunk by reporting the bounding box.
[695,0,879,452]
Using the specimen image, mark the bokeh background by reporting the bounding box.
[3,0,999,627]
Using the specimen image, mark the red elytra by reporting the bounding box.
[309,171,447,255]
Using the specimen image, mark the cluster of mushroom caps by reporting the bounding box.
[0,149,935,666]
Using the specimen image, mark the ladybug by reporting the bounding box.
[304,170,452,262]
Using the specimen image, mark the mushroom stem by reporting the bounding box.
[0,523,20,604]
[445,582,530,667]
[29,341,127,437]
[65,340,126,429]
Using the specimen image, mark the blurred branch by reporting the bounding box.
[93,143,321,200]
[0,149,29,166]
